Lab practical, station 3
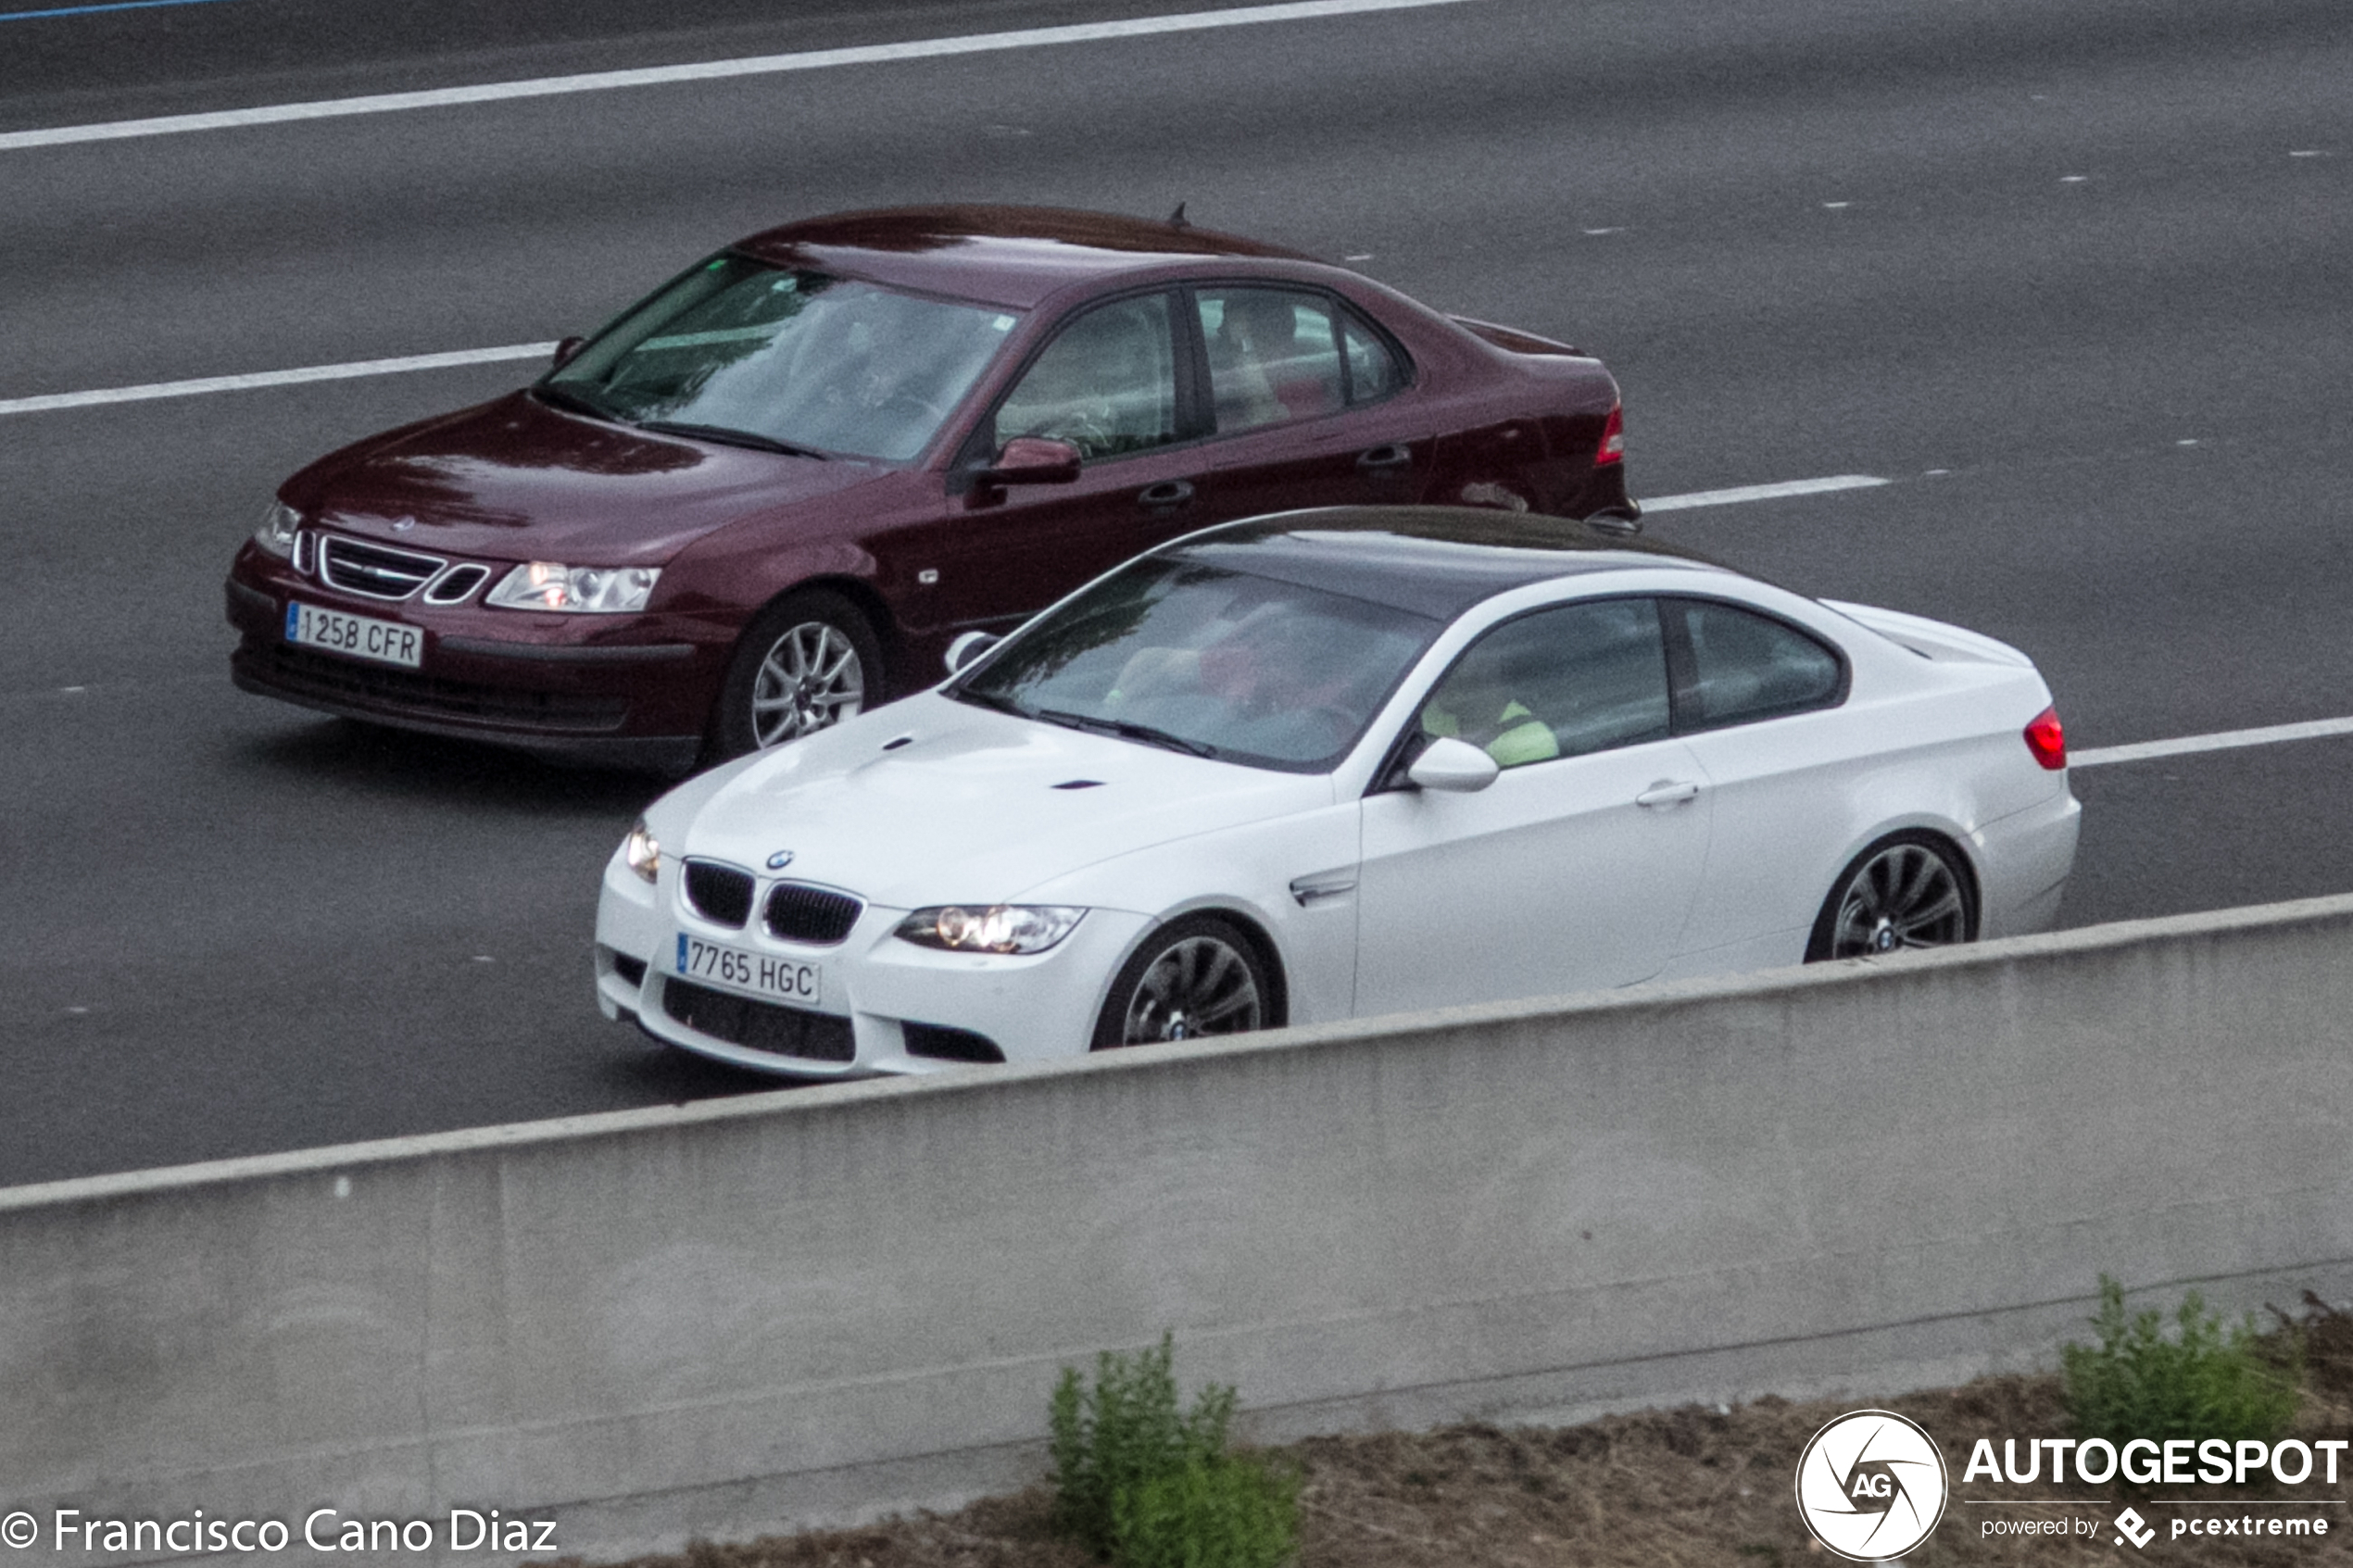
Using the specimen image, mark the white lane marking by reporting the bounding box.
[0,343,559,415]
[0,0,1478,152]
[2072,716,2353,770]
[1642,474,1889,511]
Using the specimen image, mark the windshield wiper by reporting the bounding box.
[1035,709,1216,759]
[534,384,622,422]
[949,686,1030,718]
[638,420,828,459]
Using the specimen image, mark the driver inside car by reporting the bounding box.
[1419,647,1560,768]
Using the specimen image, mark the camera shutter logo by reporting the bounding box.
[1794,1410,1949,1561]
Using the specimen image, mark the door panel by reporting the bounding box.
[1355,735,1714,1014]
[1189,286,1434,521]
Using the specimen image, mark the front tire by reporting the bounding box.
[1805,832,1976,961]
[1092,915,1274,1050]
[710,590,883,761]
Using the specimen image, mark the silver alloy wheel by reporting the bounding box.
[749,621,865,748]
[1116,934,1263,1045]
[1826,841,1968,958]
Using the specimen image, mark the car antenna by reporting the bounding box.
[1166,201,1189,229]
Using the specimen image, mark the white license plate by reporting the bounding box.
[673,934,824,1008]
[285,600,423,668]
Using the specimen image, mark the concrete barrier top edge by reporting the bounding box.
[8,887,2351,1216]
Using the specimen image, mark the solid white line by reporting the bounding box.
[0,344,559,415]
[1642,475,1890,511]
[0,0,1477,152]
[2071,715,2353,769]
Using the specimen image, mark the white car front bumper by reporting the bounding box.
[594,847,1151,1079]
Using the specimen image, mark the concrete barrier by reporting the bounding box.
[6,894,2353,1563]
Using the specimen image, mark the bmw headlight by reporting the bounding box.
[896,904,1085,955]
[622,817,661,884]
[488,561,661,613]
[254,499,300,558]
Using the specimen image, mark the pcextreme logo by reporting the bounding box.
[1795,1410,1952,1561]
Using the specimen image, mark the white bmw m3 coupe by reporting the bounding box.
[594,508,2079,1077]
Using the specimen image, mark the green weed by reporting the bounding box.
[2061,1275,2300,1453]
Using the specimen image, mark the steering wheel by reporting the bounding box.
[880,391,950,424]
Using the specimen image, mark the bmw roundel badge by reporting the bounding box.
[766,850,795,870]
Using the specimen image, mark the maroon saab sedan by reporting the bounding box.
[225,207,1635,771]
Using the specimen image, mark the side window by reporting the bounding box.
[992,294,1178,461]
[1196,287,1346,433]
[1418,599,1670,769]
[1340,309,1403,405]
[1667,598,1844,730]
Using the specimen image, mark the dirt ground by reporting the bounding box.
[564,1299,2352,1568]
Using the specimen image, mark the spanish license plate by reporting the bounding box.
[284,600,423,668]
[673,934,824,1008]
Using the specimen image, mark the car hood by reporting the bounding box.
[287,391,887,563]
[668,695,1334,909]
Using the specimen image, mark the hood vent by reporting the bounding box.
[1052,779,1105,790]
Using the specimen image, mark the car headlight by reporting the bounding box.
[896,904,1086,955]
[488,561,661,613]
[622,817,661,884]
[253,500,300,558]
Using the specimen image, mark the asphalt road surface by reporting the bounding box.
[3,0,2347,1185]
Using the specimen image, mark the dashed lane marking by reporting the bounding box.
[2071,716,2353,769]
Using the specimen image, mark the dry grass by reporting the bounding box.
[561,1298,2353,1568]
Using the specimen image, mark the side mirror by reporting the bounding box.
[1581,500,1643,537]
[976,436,1082,486]
[944,630,1002,677]
[552,335,586,368]
[1406,735,1501,793]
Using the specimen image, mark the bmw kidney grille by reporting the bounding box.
[682,860,756,927]
[764,883,862,946]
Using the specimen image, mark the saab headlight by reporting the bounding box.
[254,499,300,558]
[896,904,1085,955]
[622,817,661,884]
[488,561,661,613]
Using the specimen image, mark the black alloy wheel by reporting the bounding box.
[1806,833,1975,961]
[1092,914,1273,1050]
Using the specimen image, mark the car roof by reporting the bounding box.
[1164,507,1731,621]
[730,206,1319,310]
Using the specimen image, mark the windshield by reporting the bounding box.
[950,557,1442,772]
[543,256,1020,461]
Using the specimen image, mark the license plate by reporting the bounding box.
[284,600,423,668]
[673,934,824,1008]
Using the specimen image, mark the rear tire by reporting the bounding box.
[1091,915,1275,1050]
[709,590,883,761]
[1805,832,1976,961]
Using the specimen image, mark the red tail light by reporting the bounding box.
[2023,706,2066,770]
[1596,403,1624,466]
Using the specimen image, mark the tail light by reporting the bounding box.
[1596,403,1624,466]
[2023,706,2066,770]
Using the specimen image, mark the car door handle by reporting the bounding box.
[1635,780,1702,808]
[1357,444,1414,471]
[1137,480,1195,508]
